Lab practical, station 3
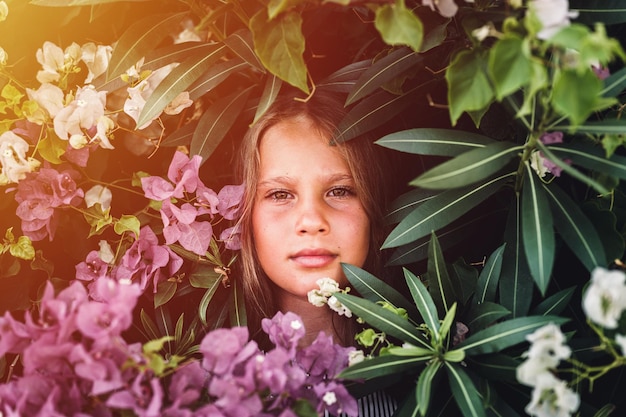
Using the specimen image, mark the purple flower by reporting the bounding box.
[75,250,110,282]
[313,381,358,417]
[106,371,164,417]
[261,311,306,353]
[0,311,32,356]
[167,151,203,197]
[141,175,175,201]
[217,184,244,220]
[539,131,563,145]
[297,331,352,382]
[199,327,257,375]
[160,200,213,256]
[220,225,241,251]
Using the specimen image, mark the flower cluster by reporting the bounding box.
[516,323,580,417]
[582,267,626,330]
[0,278,357,417]
[307,277,353,317]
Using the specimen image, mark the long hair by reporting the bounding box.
[236,90,387,345]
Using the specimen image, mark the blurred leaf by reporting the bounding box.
[466,354,519,383]
[425,233,456,315]
[521,162,555,295]
[488,36,533,100]
[386,188,438,225]
[570,0,626,25]
[38,131,66,164]
[543,183,607,271]
[318,59,371,93]
[189,58,248,101]
[144,42,217,72]
[457,315,568,355]
[445,363,486,417]
[446,48,495,126]
[229,278,247,327]
[383,172,514,248]
[107,12,187,80]
[346,47,422,105]
[223,29,265,71]
[190,86,253,163]
[500,193,534,318]
[334,293,432,349]
[474,244,506,304]
[376,128,495,157]
[547,141,626,180]
[160,121,196,148]
[374,2,423,52]
[531,287,576,316]
[339,354,429,380]
[601,66,626,97]
[250,9,308,93]
[411,142,521,189]
[417,360,442,415]
[253,75,282,124]
[138,44,227,128]
[342,263,418,317]
[140,309,160,340]
[404,268,440,338]
[552,69,608,126]
[466,302,510,332]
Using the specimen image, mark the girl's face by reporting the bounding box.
[252,116,371,302]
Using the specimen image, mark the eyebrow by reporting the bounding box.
[257,173,355,189]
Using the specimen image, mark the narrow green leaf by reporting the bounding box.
[531,287,576,316]
[466,302,510,332]
[160,121,196,148]
[404,268,440,337]
[338,354,429,380]
[198,280,222,325]
[342,263,418,317]
[542,182,607,271]
[456,315,568,355]
[475,243,506,304]
[190,86,252,163]
[318,59,371,93]
[382,172,514,248]
[375,128,494,156]
[417,361,443,415]
[426,233,455,315]
[223,29,264,71]
[107,12,187,80]
[601,66,626,97]
[521,162,555,295]
[333,293,432,349]
[385,188,437,225]
[570,0,626,25]
[140,309,160,340]
[137,45,227,128]
[253,75,283,123]
[445,363,486,417]
[411,142,521,189]
[438,303,457,342]
[547,141,626,180]
[346,47,422,105]
[250,10,308,93]
[174,313,184,343]
[229,278,247,327]
[188,57,247,101]
[143,42,218,72]
[154,281,177,308]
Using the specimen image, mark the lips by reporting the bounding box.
[290,248,337,268]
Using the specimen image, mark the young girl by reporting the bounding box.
[236,90,397,416]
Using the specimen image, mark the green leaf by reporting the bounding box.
[601,66,626,97]
[446,48,495,126]
[570,0,626,25]
[404,268,440,337]
[114,215,140,239]
[376,128,495,157]
[411,142,521,189]
[198,283,222,326]
[189,58,248,101]
[474,243,506,304]
[155,280,177,308]
[500,194,534,318]
[521,162,555,295]
[531,286,576,316]
[385,188,438,225]
[333,293,432,349]
[338,354,429,380]
[190,86,252,163]
[107,12,186,80]
[445,363,486,417]
[382,172,514,248]
[543,183,607,271]
[466,302,510,332]
[189,264,221,289]
[137,44,227,128]
[250,9,308,93]
[229,278,247,327]
[253,75,283,124]
[374,2,423,52]
[346,47,422,105]
[318,59,370,93]
[342,263,418,317]
[425,233,455,315]
[488,36,533,100]
[456,315,568,355]
[547,141,626,180]
[417,360,443,415]
[223,29,264,71]
[140,309,160,340]
[552,68,607,126]
[9,236,35,261]
[38,131,66,164]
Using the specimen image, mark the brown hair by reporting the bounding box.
[236,90,387,344]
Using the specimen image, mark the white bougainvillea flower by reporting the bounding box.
[615,334,626,357]
[307,277,341,307]
[348,350,365,366]
[26,83,64,119]
[85,185,112,211]
[529,0,579,40]
[164,91,193,115]
[98,240,115,264]
[525,372,580,417]
[582,267,626,329]
[174,28,202,44]
[69,134,88,149]
[327,295,352,318]
[36,41,81,84]
[123,63,177,129]
[0,1,8,22]
[93,115,116,149]
[0,46,7,66]
[81,42,113,83]
[525,323,571,362]
[0,131,40,185]
[54,85,107,142]
[422,0,459,17]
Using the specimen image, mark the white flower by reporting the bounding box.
[26,83,64,120]
[123,63,177,129]
[307,277,341,307]
[93,116,116,149]
[327,295,352,318]
[290,319,303,330]
[69,134,88,149]
[85,185,112,211]
[322,391,338,406]
[0,131,40,185]
[525,372,580,417]
[164,92,193,115]
[36,41,81,84]
[530,150,549,178]
[174,28,202,44]
[0,46,7,66]
[0,1,8,22]
[54,85,107,141]
[98,240,114,264]
[348,349,365,366]
[616,334,626,357]
[81,43,112,83]
[422,0,458,17]
[517,360,554,387]
[529,0,579,40]
[517,323,571,387]
[582,267,626,329]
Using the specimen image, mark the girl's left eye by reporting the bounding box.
[328,187,354,197]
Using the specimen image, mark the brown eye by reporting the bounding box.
[328,187,354,198]
[269,190,291,200]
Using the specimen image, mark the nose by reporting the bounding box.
[295,197,329,235]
